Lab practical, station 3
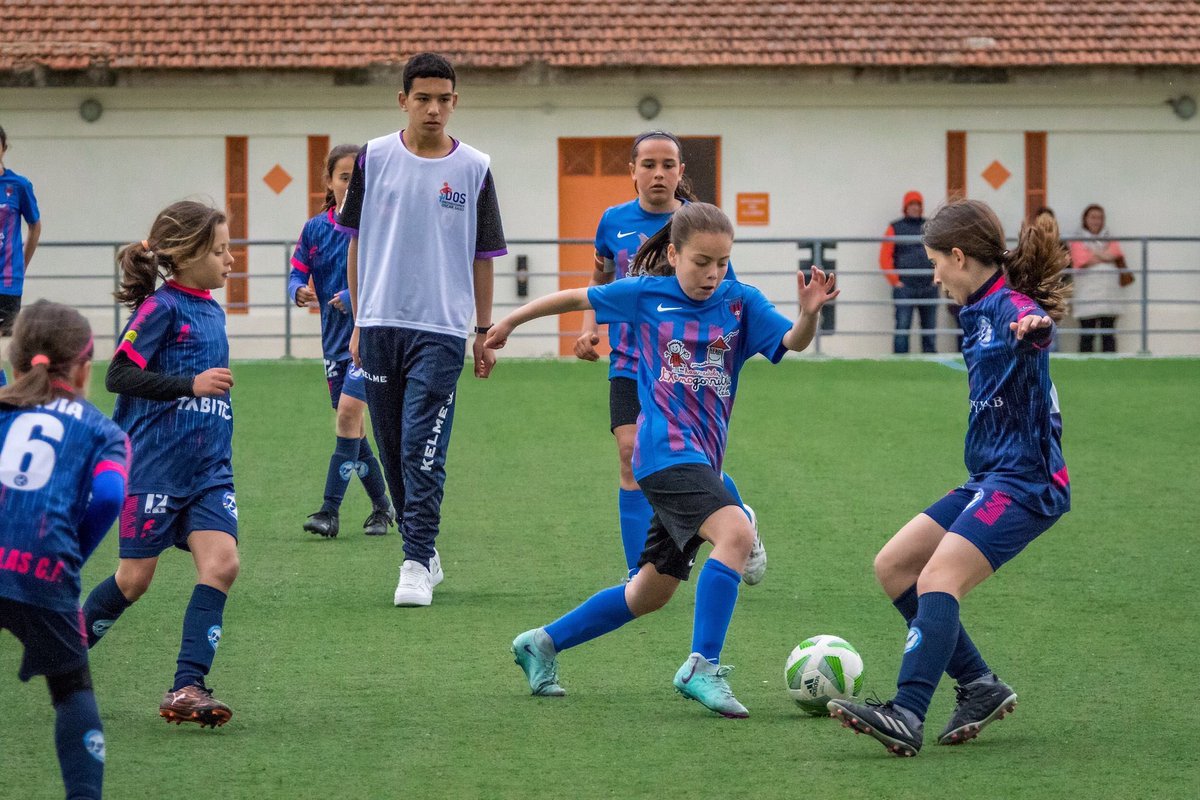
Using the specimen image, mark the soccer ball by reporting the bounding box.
[785,634,865,716]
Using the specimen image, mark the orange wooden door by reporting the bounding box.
[558,138,635,356]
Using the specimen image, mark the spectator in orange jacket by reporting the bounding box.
[880,190,938,354]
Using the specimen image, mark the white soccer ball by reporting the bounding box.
[785,634,865,716]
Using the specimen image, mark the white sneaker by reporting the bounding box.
[394,551,444,607]
[742,505,766,585]
[428,549,445,588]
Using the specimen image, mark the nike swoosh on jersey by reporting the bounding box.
[616,231,639,238]
[657,303,683,312]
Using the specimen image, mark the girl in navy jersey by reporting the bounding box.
[1,301,127,799]
[488,203,837,717]
[828,199,1071,757]
[576,131,765,584]
[289,144,393,538]
[81,201,240,728]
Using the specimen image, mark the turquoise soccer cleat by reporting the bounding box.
[512,628,566,697]
[673,652,749,718]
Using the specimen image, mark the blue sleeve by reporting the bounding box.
[114,293,174,369]
[741,285,794,363]
[79,430,129,560]
[594,209,614,260]
[336,288,351,311]
[20,179,40,225]
[588,278,643,325]
[288,223,312,302]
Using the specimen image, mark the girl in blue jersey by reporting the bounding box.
[575,131,765,583]
[0,126,43,379]
[488,203,838,717]
[828,199,1071,756]
[289,144,393,538]
[81,201,241,728]
[1,301,127,799]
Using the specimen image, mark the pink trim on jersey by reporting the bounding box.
[115,340,148,369]
[612,323,636,374]
[475,248,508,259]
[326,207,337,224]
[118,495,138,539]
[166,280,212,299]
[94,460,127,479]
[1051,466,1070,488]
[290,256,311,274]
[653,321,687,453]
[1008,291,1052,349]
[677,320,706,457]
[982,275,1007,300]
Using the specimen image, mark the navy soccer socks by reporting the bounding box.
[357,437,389,508]
[173,584,227,691]
[544,585,635,652]
[321,436,361,513]
[894,591,961,720]
[53,688,104,799]
[692,558,742,663]
[617,488,653,574]
[892,584,989,684]
[82,575,132,648]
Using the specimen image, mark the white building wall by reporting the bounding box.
[1,73,1196,358]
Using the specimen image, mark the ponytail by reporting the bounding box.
[1004,223,1071,321]
[0,300,93,408]
[629,224,674,277]
[115,201,226,310]
[629,202,735,278]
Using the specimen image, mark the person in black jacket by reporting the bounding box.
[880,191,938,353]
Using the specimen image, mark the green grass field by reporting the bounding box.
[5,358,1199,799]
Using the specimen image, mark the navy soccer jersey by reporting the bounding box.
[594,200,736,380]
[0,168,40,296]
[957,272,1070,516]
[0,397,127,612]
[113,281,233,497]
[588,276,792,481]
[289,208,353,362]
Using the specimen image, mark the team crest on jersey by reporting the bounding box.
[977,317,995,346]
[728,299,743,321]
[438,182,468,211]
[222,491,238,519]
[658,333,736,397]
[4,186,13,197]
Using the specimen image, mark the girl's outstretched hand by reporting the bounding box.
[485,320,514,350]
[798,266,840,315]
[1011,314,1052,340]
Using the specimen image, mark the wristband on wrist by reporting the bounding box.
[474,324,494,334]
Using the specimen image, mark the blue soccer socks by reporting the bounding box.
[321,436,361,513]
[357,437,390,509]
[618,488,654,574]
[692,558,742,663]
[543,585,635,652]
[894,591,961,720]
[892,584,989,685]
[53,689,104,799]
[173,584,228,692]
[82,575,132,648]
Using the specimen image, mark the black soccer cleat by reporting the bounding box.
[303,510,339,538]
[362,505,395,536]
[938,672,1018,745]
[829,698,924,757]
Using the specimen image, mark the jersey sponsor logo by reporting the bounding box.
[420,392,455,473]
[123,329,138,344]
[658,334,736,397]
[438,181,468,211]
[83,730,106,764]
[175,396,232,420]
[969,396,1004,412]
[904,626,922,653]
[0,547,66,583]
[360,369,388,384]
[656,303,683,312]
[207,624,223,650]
[616,230,639,239]
[223,491,238,519]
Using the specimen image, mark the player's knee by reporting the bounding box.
[115,572,151,602]
[202,553,240,590]
[46,664,93,706]
[334,406,361,438]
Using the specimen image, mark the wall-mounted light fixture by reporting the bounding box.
[637,96,661,120]
[1167,95,1196,120]
[79,98,103,123]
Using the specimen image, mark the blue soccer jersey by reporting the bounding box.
[594,200,736,380]
[288,208,354,362]
[113,281,233,497]
[588,276,792,480]
[0,397,128,612]
[0,168,40,296]
[958,272,1070,516]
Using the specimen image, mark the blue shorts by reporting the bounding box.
[924,484,1061,571]
[0,597,88,682]
[118,485,239,559]
[325,358,367,409]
